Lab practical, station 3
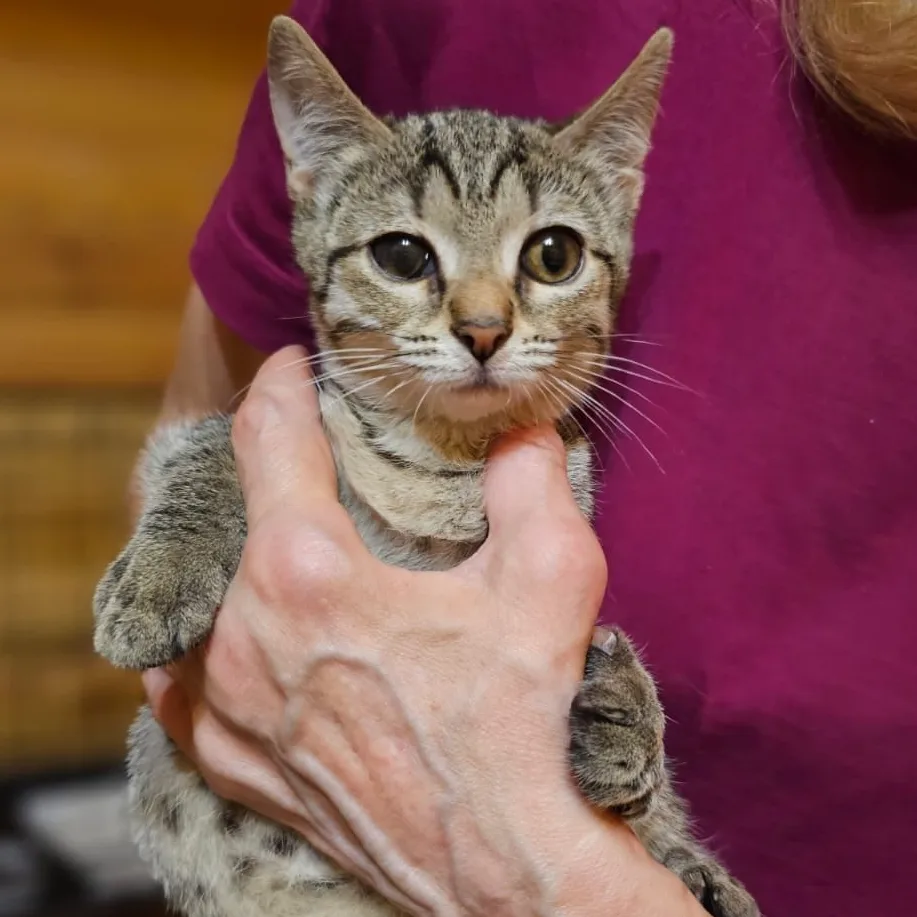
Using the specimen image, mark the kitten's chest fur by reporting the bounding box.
[318,389,595,572]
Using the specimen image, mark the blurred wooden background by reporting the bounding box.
[0,0,282,769]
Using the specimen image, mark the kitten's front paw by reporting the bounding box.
[569,628,665,816]
[664,849,760,917]
[93,530,231,670]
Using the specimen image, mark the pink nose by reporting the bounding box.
[452,320,510,362]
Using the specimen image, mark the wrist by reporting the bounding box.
[531,797,706,917]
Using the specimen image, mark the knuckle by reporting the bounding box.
[194,736,238,800]
[576,532,609,587]
[231,390,278,454]
[200,768,235,805]
[534,521,607,594]
[243,512,355,607]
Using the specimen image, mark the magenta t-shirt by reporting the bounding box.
[190,1,917,913]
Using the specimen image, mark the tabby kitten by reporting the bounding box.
[93,16,758,917]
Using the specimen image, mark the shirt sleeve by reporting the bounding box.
[188,1,332,354]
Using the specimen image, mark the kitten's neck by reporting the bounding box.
[317,385,490,544]
[317,382,591,545]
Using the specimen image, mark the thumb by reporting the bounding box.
[233,346,344,528]
[471,426,607,618]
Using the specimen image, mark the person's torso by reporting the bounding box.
[323,1,917,911]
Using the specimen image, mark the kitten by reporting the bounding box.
[94,16,758,917]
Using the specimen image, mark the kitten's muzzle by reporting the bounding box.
[451,318,511,363]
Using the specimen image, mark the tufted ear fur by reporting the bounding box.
[266,15,392,199]
[553,28,673,213]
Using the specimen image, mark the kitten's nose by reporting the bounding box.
[452,319,510,363]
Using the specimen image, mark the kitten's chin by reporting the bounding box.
[421,380,564,426]
[432,387,518,423]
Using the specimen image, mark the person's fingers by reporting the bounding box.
[145,667,315,837]
[277,771,422,913]
[232,346,349,531]
[145,670,416,910]
[142,667,196,761]
[481,425,584,544]
[471,426,607,620]
[142,666,173,721]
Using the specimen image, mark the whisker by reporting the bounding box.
[291,361,411,403]
[557,379,635,443]
[574,334,666,347]
[411,384,435,434]
[278,347,391,369]
[535,380,606,476]
[579,353,695,393]
[311,360,405,386]
[384,377,419,402]
[566,361,663,411]
[573,357,695,395]
[541,376,631,473]
[310,366,406,393]
[297,362,408,399]
[296,350,395,374]
[535,376,569,424]
[559,366,668,439]
[228,348,394,408]
[551,375,664,474]
[325,370,413,407]
[521,380,540,422]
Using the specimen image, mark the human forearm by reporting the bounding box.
[160,283,264,423]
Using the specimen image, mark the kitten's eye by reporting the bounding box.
[370,234,436,282]
[520,227,583,284]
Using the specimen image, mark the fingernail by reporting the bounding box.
[491,425,563,460]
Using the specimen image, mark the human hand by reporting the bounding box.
[143,346,703,917]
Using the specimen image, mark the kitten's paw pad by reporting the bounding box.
[569,628,665,813]
[666,853,760,917]
[93,535,227,670]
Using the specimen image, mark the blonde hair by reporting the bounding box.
[784,0,917,139]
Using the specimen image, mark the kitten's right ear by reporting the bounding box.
[553,28,673,211]
[267,16,391,199]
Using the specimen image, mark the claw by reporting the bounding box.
[592,625,617,654]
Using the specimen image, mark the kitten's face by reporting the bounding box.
[267,18,671,433]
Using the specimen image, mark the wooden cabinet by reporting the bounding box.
[0,0,281,769]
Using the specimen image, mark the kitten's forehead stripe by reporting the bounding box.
[417,117,462,203]
[487,126,533,203]
[412,114,544,208]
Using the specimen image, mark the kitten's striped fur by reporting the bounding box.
[93,17,758,917]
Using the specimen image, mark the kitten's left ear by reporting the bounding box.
[267,16,392,199]
[554,28,673,207]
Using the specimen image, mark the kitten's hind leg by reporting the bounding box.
[93,415,246,670]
